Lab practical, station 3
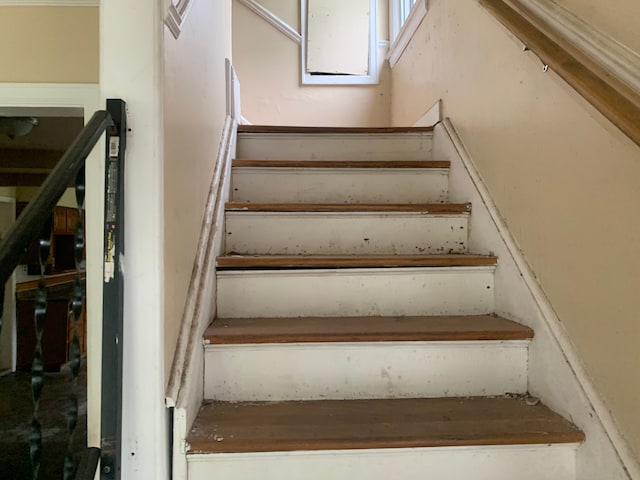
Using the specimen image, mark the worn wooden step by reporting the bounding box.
[224,205,471,256]
[205,315,532,344]
[188,396,584,454]
[232,160,449,168]
[231,162,449,204]
[217,254,497,269]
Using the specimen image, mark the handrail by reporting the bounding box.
[74,448,101,480]
[479,0,640,149]
[0,110,113,285]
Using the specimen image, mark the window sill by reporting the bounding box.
[388,0,428,68]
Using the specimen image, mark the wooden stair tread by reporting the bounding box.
[232,160,450,168]
[187,397,585,454]
[226,203,470,213]
[216,254,498,269]
[205,315,533,344]
[237,125,434,134]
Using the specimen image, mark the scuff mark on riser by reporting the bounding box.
[187,444,577,480]
[204,340,528,401]
[236,133,433,161]
[231,168,448,204]
[224,213,469,255]
[216,267,495,318]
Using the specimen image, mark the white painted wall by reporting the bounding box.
[101,0,168,477]
[390,0,640,468]
[163,0,232,385]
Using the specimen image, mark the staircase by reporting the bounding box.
[185,125,584,479]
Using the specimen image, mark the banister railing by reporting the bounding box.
[0,99,127,480]
[0,110,111,285]
[479,0,640,149]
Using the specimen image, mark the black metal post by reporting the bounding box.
[100,99,127,480]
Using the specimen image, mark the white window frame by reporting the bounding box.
[388,0,428,68]
[301,0,379,85]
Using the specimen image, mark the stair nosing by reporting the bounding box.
[237,125,435,134]
[225,203,471,214]
[232,160,450,169]
[216,254,497,269]
[204,315,534,345]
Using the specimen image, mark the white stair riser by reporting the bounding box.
[216,267,495,318]
[236,133,433,161]
[204,341,528,401]
[188,444,577,480]
[225,213,468,255]
[231,168,449,204]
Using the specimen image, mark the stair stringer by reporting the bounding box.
[434,118,638,480]
[166,116,237,480]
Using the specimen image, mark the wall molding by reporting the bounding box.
[0,1,98,5]
[165,0,195,39]
[388,0,428,68]
[236,0,301,44]
[508,0,640,95]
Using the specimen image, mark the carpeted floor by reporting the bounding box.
[0,366,87,479]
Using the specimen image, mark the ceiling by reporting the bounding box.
[0,116,84,187]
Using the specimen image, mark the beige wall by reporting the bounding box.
[0,6,98,83]
[233,0,391,126]
[163,1,232,380]
[391,0,640,463]
[554,0,640,53]
[15,187,77,208]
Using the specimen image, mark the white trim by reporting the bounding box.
[0,83,98,108]
[165,0,195,39]
[439,118,640,480]
[413,99,441,126]
[169,117,237,480]
[301,0,379,85]
[388,0,427,68]
[236,0,301,44]
[508,0,640,95]
[0,0,98,5]
[225,58,243,120]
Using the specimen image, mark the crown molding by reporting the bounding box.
[0,1,98,5]
[236,0,301,44]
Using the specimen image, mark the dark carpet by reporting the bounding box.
[0,366,87,479]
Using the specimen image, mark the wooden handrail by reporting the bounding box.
[479,0,640,149]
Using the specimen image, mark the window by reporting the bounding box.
[388,0,427,67]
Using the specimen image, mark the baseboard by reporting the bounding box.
[166,116,237,480]
[434,118,639,480]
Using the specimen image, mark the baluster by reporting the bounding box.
[63,166,86,479]
[30,216,52,480]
